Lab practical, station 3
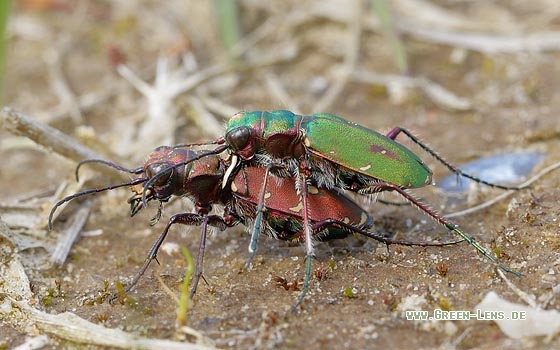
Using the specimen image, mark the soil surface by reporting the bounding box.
[1,1,560,349]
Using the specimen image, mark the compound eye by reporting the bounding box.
[226,126,251,151]
[147,163,174,186]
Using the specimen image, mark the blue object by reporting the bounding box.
[438,151,546,192]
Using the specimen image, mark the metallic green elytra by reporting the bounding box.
[302,113,431,188]
[225,110,432,188]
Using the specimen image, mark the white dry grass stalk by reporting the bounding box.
[313,0,362,112]
[350,69,472,110]
[50,198,93,265]
[0,219,216,350]
[315,0,560,54]
[2,296,216,350]
[117,56,226,156]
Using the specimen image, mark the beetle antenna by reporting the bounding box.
[48,177,146,230]
[75,159,144,182]
[172,137,226,149]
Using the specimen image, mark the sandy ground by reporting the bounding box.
[1,1,560,349]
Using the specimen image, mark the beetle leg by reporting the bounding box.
[370,182,521,277]
[312,218,465,247]
[110,212,228,302]
[386,127,529,191]
[293,158,315,311]
[246,165,271,269]
[190,215,209,298]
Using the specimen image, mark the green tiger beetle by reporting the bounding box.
[50,146,455,309]
[143,110,528,294]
